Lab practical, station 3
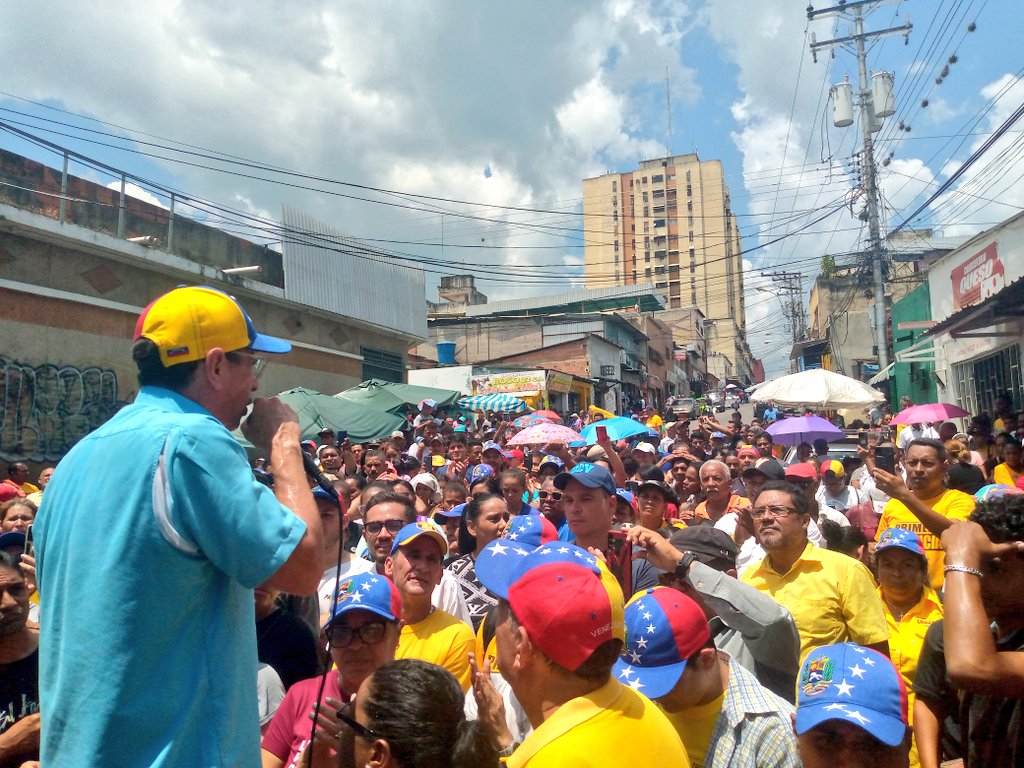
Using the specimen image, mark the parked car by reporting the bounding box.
[782,436,863,466]
[670,397,699,420]
[706,390,726,413]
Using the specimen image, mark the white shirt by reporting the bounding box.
[897,424,939,451]
[815,484,863,512]
[816,503,852,529]
[433,569,473,626]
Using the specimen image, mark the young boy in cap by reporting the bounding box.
[614,588,799,767]
[795,643,912,768]
[474,543,687,766]
[386,522,475,691]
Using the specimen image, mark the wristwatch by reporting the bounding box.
[673,551,697,581]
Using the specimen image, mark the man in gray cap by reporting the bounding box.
[628,524,801,703]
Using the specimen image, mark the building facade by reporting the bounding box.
[582,154,754,383]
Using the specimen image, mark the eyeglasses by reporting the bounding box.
[751,504,799,520]
[328,620,389,648]
[335,700,379,742]
[226,350,268,379]
[363,519,406,535]
[537,491,562,500]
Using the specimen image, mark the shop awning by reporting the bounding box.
[895,335,937,364]
[926,276,1024,339]
[867,362,895,385]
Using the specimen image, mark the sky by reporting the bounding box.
[1,0,1021,379]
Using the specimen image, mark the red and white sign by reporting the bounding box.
[951,242,1005,311]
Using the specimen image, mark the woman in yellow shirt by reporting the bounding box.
[875,528,942,768]
[992,437,1022,487]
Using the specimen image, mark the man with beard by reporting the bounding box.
[741,481,889,662]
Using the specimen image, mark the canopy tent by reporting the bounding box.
[750,369,885,410]
[335,379,461,415]
[456,393,530,413]
[233,387,406,448]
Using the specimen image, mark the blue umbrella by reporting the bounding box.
[765,415,844,446]
[579,416,653,445]
[457,394,530,413]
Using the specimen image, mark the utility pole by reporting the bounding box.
[768,271,806,346]
[809,0,911,371]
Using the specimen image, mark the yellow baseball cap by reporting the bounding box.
[134,286,291,367]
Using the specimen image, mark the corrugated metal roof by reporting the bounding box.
[440,283,667,317]
[281,206,426,340]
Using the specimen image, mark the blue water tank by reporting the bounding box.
[437,341,456,365]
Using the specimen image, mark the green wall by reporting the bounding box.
[890,281,937,405]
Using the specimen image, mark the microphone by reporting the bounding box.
[302,451,340,501]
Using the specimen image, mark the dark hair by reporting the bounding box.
[637,464,665,482]
[971,493,1024,543]
[467,440,483,450]
[759,480,811,516]
[391,479,416,497]
[361,659,497,768]
[364,449,387,464]
[458,493,503,555]
[907,438,947,461]
[468,476,499,495]
[498,469,526,488]
[0,550,22,576]
[365,491,417,523]
[448,434,467,447]
[132,338,200,390]
[622,458,639,477]
[820,520,869,558]
[444,480,468,499]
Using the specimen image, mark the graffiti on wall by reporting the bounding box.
[0,355,134,462]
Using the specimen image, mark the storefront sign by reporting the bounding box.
[471,370,547,395]
[546,372,573,393]
[951,242,1005,311]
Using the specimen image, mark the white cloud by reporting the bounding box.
[104,181,166,209]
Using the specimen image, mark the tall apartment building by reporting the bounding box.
[583,154,754,383]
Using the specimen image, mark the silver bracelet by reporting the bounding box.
[944,563,984,578]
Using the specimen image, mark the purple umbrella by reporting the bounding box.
[765,416,844,446]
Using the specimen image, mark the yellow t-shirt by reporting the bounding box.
[396,608,475,692]
[646,414,664,432]
[993,463,1022,487]
[741,542,889,663]
[876,489,976,590]
[662,690,725,768]
[506,677,688,767]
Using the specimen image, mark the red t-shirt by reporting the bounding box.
[261,674,344,768]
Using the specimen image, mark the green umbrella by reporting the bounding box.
[233,387,406,447]
[335,379,461,415]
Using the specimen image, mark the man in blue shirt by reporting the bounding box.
[35,286,323,768]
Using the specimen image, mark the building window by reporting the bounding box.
[362,347,404,383]
[643,191,649,203]
[612,180,617,192]
[642,176,648,183]
[686,170,691,182]
[654,205,665,214]
[652,189,664,199]
[687,200,693,212]
[645,252,651,263]
[688,215,693,226]
[656,281,667,288]
[688,230,694,242]
[652,174,664,183]
[643,206,649,217]
[614,240,619,251]
[630,194,634,205]
[654,219,666,228]
[645,268,652,277]
[644,222,649,233]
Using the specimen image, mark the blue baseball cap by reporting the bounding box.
[312,486,341,508]
[553,462,616,495]
[796,643,909,747]
[389,521,448,556]
[433,502,466,521]
[482,441,504,455]
[0,531,26,552]
[614,587,711,698]
[875,528,926,560]
[322,572,402,630]
[537,455,565,470]
[467,463,495,485]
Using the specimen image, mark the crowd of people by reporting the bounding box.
[0,285,1022,768]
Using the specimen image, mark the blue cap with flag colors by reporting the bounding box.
[134,285,291,367]
[875,528,926,559]
[795,642,909,746]
[467,463,495,485]
[613,587,711,698]
[502,513,558,549]
[475,541,625,672]
[322,572,402,630]
[553,462,616,495]
[389,521,448,556]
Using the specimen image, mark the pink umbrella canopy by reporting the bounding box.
[512,413,551,429]
[532,409,562,422]
[890,403,970,425]
[506,422,584,446]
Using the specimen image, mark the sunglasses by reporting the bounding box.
[363,519,405,536]
[226,350,268,379]
[336,700,379,742]
[537,491,563,500]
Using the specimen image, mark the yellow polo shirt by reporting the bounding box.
[396,608,474,692]
[876,489,975,590]
[506,677,687,767]
[993,463,1022,487]
[741,542,888,662]
[880,587,943,699]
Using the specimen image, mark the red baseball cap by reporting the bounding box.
[784,462,818,481]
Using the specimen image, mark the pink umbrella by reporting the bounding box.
[890,402,971,425]
[532,409,562,422]
[506,422,584,446]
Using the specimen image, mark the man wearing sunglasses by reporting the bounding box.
[741,481,889,663]
[35,286,323,768]
[261,571,402,768]
[537,476,573,542]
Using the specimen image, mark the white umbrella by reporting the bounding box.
[749,369,885,409]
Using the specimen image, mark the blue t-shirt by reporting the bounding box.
[35,386,306,768]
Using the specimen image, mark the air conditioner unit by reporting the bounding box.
[600,365,616,377]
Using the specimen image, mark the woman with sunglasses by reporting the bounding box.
[261,572,402,768]
[447,494,509,631]
[337,658,496,768]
